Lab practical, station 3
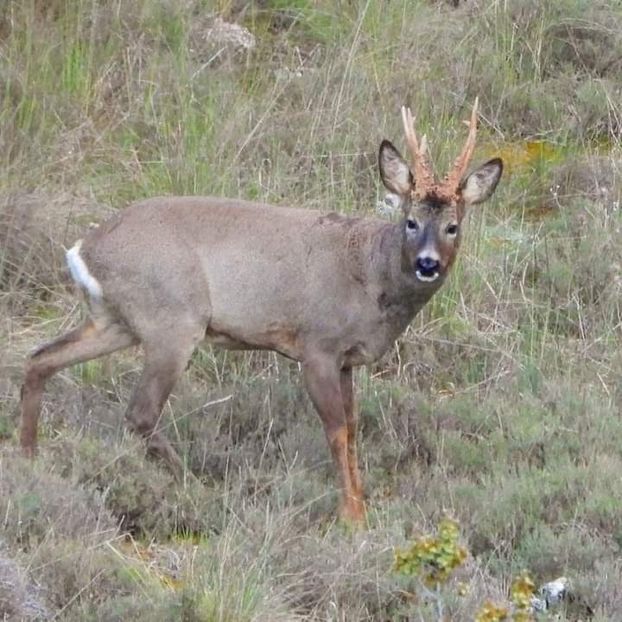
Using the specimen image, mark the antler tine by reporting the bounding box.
[443,97,479,192]
[401,106,419,160]
[401,106,435,197]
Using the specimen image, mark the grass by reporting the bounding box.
[1,0,621,619]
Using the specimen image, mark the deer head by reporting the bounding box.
[378,99,503,284]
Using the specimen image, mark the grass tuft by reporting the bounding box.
[1,0,622,618]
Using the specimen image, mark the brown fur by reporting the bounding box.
[20,125,503,525]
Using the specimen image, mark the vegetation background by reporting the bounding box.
[1,0,621,619]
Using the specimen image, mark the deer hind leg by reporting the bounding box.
[21,318,137,457]
[124,330,202,481]
[340,367,364,507]
[303,355,366,525]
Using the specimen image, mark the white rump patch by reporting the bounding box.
[66,240,103,301]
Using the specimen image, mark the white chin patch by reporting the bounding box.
[416,270,440,283]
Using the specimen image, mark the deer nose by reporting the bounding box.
[416,256,440,276]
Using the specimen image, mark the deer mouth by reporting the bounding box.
[415,269,440,283]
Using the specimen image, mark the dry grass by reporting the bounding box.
[1,0,622,619]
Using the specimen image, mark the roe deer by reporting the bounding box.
[20,100,502,524]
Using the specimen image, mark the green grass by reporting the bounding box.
[1,0,622,619]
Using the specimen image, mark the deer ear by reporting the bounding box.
[460,158,503,206]
[378,140,413,196]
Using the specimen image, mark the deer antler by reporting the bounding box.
[401,106,435,199]
[400,99,480,202]
[441,97,479,194]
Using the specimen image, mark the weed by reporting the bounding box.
[2,0,622,618]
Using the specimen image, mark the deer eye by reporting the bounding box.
[406,219,419,231]
[446,224,459,236]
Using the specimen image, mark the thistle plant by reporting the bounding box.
[511,572,536,621]
[475,600,510,622]
[395,520,541,621]
[475,572,536,621]
[394,518,468,619]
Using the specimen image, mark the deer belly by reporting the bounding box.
[204,322,302,360]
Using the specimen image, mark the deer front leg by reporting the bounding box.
[340,367,364,507]
[303,355,365,525]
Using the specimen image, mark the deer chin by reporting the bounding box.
[415,270,440,283]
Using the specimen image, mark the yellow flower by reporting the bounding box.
[394,517,467,586]
[511,572,535,610]
[475,600,510,622]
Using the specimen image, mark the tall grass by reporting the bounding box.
[1,0,621,619]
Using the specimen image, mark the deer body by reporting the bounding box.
[80,197,442,366]
[21,103,502,524]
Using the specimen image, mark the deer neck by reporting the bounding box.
[373,222,446,324]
